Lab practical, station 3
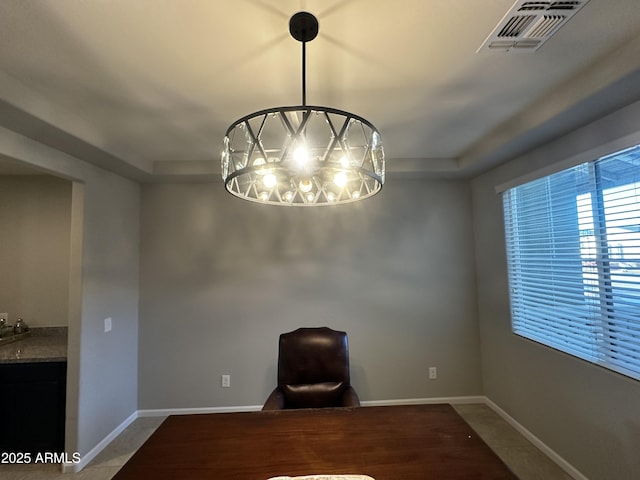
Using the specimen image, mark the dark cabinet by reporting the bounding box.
[0,361,66,454]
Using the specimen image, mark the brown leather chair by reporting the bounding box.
[262,327,361,410]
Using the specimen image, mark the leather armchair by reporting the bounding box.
[262,327,361,410]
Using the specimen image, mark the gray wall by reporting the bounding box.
[138,178,481,408]
[471,100,640,480]
[74,167,139,455]
[0,175,71,327]
[0,127,140,461]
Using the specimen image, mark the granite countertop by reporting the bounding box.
[0,327,67,364]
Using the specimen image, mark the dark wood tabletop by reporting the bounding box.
[112,404,518,480]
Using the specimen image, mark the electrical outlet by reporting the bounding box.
[428,367,437,380]
[104,317,112,333]
[221,374,231,388]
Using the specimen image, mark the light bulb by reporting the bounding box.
[351,191,360,199]
[306,192,315,202]
[259,191,269,201]
[263,173,277,188]
[339,156,349,168]
[294,146,309,166]
[299,178,313,193]
[334,171,348,188]
[327,192,336,202]
[284,191,294,202]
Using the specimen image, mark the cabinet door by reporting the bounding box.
[0,382,16,451]
[0,362,67,454]
[13,378,65,452]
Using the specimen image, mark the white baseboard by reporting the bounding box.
[483,397,588,480]
[137,404,262,417]
[63,410,138,474]
[361,395,486,407]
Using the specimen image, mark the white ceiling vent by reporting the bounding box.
[478,0,590,52]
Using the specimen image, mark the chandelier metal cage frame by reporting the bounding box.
[221,11,385,206]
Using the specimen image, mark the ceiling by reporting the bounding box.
[1,0,640,181]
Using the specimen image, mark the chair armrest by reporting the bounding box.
[341,386,361,407]
[262,387,286,410]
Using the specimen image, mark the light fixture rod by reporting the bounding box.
[302,40,307,106]
[289,11,318,107]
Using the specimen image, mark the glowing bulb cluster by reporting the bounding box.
[255,155,361,204]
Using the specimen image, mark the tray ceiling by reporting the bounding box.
[1,0,640,180]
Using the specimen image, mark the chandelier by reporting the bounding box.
[221,12,385,206]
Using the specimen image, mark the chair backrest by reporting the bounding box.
[277,327,351,408]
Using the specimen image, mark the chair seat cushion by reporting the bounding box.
[282,381,345,408]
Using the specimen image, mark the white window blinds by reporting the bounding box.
[503,145,640,380]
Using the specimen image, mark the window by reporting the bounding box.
[503,145,640,380]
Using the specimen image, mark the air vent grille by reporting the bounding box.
[478,0,589,52]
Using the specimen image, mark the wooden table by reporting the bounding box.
[113,404,518,480]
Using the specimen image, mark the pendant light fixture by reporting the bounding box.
[221,11,385,206]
